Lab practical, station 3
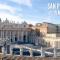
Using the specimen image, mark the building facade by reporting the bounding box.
[36,22,60,48]
[0,19,60,48]
[0,19,44,47]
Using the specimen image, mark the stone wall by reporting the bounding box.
[1,56,60,60]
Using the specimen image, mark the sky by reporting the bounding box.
[0,0,60,24]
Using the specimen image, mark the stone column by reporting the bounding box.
[13,31,15,42]
[6,30,7,39]
[2,47,4,54]
[20,48,23,56]
[1,30,3,39]
[41,47,45,57]
[10,31,11,43]
[10,31,11,40]
[22,32,24,42]
[29,48,33,57]
[17,31,19,41]
[3,46,7,55]
[26,31,28,42]
[53,47,57,58]
[10,46,12,55]
[1,30,2,38]
[3,31,4,38]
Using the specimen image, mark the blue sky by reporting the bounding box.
[0,0,60,24]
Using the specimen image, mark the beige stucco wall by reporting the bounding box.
[43,36,60,48]
[47,24,57,33]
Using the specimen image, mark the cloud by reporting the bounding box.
[0,3,22,16]
[0,11,37,24]
[10,0,32,7]
[40,16,55,24]
[0,12,24,23]
[0,3,16,14]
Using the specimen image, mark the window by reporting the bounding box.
[12,48,20,55]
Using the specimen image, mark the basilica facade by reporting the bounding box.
[0,19,45,47]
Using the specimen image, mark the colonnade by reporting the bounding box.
[0,46,58,57]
